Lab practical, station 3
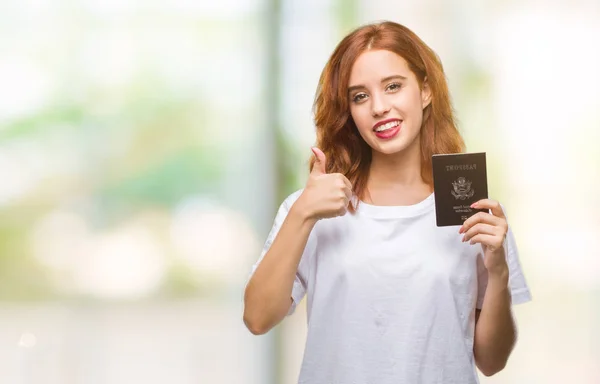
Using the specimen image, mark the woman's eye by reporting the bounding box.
[352,93,367,103]
[386,82,402,91]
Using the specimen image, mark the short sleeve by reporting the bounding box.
[476,206,532,309]
[246,190,314,316]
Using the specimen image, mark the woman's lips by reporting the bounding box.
[374,122,401,139]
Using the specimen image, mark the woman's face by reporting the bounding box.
[348,49,431,156]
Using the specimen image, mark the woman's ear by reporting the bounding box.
[421,77,432,109]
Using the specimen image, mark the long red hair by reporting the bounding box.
[310,21,465,212]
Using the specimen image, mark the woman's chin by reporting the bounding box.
[371,141,412,156]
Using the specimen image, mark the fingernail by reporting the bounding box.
[462,236,466,242]
[470,203,477,208]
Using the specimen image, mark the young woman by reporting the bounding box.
[243,21,531,384]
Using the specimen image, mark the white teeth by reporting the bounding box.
[374,121,401,132]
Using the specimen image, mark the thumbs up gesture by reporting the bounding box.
[295,147,353,221]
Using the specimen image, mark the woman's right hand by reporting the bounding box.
[294,147,353,221]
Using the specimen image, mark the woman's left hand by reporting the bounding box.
[459,199,509,275]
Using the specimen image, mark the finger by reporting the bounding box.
[462,223,497,242]
[310,147,327,176]
[341,175,353,192]
[459,212,502,234]
[467,233,503,250]
[331,174,352,200]
[342,187,352,201]
[471,199,505,218]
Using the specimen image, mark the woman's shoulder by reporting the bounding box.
[279,188,304,211]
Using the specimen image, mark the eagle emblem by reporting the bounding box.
[451,177,475,200]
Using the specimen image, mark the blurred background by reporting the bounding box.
[0,0,598,383]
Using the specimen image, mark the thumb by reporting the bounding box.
[311,147,327,175]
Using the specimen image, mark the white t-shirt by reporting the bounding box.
[249,189,531,384]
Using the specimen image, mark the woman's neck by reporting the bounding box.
[365,139,432,206]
